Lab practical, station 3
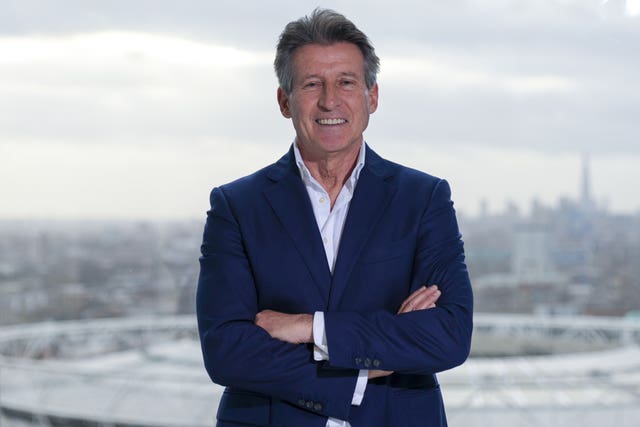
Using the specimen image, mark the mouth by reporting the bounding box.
[316,118,347,126]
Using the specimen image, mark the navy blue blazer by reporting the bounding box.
[197,145,473,427]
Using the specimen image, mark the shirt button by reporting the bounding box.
[323,237,328,244]
[319,197,326,203]
[314,403,323,411]
[373,359,381,368]
[364,358,372,368]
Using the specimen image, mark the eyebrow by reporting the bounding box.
[299,71,360,81]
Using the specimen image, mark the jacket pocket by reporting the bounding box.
[359,235,415,264]
[216,388,271,426]
[390,385,447,427]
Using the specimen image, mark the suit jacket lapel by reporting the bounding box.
[263,148,332,305]
[328,147,397,309]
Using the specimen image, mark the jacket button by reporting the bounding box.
[314,403,323,411]
[355,357,362,365]
[373,359,381,367]
[298,399,306,407]
[364,358,372,368]
[306,401,314,409]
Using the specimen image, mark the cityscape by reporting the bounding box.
[461,156,640,319]
[1,157,640,427]
[1,157,638,326]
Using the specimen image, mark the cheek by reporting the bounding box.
[290,114,313,137]
[358,103,373,122]
[290,102,313,123]
[352,96,373,118]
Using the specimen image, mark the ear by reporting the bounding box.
[368,83,379,114]
[277,87,292,118]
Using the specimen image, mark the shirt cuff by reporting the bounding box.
[313,311,329,361]
[352,369,368,406]
[326,417,350,427]
[325,373,366,427]
[314,312,367,407]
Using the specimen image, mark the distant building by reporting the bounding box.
[512,222,555,283]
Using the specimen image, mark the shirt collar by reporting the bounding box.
[293,141,367,191]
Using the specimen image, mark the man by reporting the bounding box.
[197,8,473,427]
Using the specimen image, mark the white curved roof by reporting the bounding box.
[1,315,639,427]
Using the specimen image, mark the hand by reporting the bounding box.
[368,285,442,381]
[255,310,314,344]
[368,369,394,379]
[397,285,440,314]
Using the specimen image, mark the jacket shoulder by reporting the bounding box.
[215,157,289,200]
[366,145,442,187]
[378,157,445,195]
[371,152,453,206]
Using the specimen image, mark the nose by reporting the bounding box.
[318,85,340,110]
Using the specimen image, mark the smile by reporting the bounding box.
[316,118,347,125]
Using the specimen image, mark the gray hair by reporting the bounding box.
[274,8,380,94]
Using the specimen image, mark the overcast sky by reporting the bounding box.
[1,0,639,220]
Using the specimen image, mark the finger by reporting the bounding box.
[408,288,441,311]
[398,286,433,313]
[255,310,279,330]
[397,286,428,313]
[254,309,270,322]
[399,286,440,313]
[368,370,394,379]
[398,285,438,313]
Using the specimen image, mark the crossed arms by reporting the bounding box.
[254,284,442,379]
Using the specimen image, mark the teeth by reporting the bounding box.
[317,118,346,125]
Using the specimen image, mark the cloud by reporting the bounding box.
[2,18,638,155]
[0,31,287,146]
[382,55,578,95]
[0,32,270,67]
[1,0,639,218]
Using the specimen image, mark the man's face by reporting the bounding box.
[277,42,378,159]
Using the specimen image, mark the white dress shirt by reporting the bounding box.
[293,142,368,427]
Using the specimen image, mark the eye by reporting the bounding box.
[303,81,320,89]
[340,79,356,88]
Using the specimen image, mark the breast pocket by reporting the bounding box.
[359,235,415,264]
[216,388,271,426]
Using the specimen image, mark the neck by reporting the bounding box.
[297,141,362,204]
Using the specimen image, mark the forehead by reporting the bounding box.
[291,42,365,80]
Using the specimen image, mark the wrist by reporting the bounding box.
[298,313,314,343]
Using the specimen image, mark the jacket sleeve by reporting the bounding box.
[322,179,474,375]
[196,186,358,420]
